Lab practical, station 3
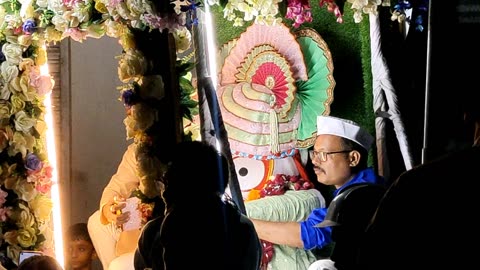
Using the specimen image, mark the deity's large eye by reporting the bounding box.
[233,157,271,192]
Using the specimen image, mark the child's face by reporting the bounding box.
[67,239,96,270]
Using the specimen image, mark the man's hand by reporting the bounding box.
[102,196,130,229]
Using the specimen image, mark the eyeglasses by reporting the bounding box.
[309,149,352,162]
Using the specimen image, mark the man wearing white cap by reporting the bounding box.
[250,115,385,269]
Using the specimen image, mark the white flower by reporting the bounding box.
[20,0,35,19]
[117,1,136,21]
[36,0,48,8]
[15,111,36,134]
[2,43,23,66]
[4,14,22,29]
[1,61,19,83]
[173,27,191,54]
[47,0,65,13]
[63,10,80,28]
[51,15,69,32]
[139,75,164,100]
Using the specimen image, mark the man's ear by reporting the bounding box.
[348,150,361,167]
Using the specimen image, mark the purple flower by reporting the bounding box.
[122,89,139,107]
[22,19,37,35]
[25,153,43,171]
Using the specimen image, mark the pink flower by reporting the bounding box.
[62,0,82,7]
[0,189,8,207]
[64,28,88,43]
[319,0,344,23]
[29,71,54,96]
[286,0,313,28]
[27,165,53,194]
[0,207,8,222]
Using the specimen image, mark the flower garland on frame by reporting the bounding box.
[209,0,428,31]
[0,0,201,267]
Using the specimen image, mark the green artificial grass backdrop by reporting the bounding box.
[209,3,376,166]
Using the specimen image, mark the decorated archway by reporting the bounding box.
[0,1,200,268]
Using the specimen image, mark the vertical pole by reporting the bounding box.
[421,0,433,164]
[192,9,246,214]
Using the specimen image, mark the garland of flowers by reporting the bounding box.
[211,0,427,31]
[254,173,315,269]
[0,0,201,267]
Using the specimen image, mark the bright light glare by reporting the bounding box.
[41,58,65,268]
[205,4,217,87]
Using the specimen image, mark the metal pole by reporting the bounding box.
[421,0,433,164]
[192,8,246,214]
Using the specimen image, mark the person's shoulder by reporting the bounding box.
[238,213,255,229]
[393,145,480,187]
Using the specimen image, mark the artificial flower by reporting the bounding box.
[131,103,156,132]
[6,244,21,265]
[0,189,8,206]
[25,153,42,172]
[118,49,148,82]
[2,43,23,66]
[15,180,38,202]
[10,95,26,114]
[16,227,37,248]
[29,194,53,222]
[138,75,164,100]
[173,27,192,54]
[1,61,20,83]
[14,111,36,133]
[0,102,12,119]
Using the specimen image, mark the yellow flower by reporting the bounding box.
[44,27,63,43]
[95,1,108,13]
[4,231,18,246]
[35,46,48,66]
[132,103,156,132]
[17,35,33,47]
[0,128,9,152]
[30,194,53,222]
[117,49,147,82]
[9,131,35,158]
[123,115,139,140]
[0,101,12,119]
[17,203,36,228]
[0,7,5,27]
[10,94,26,113]
[120,31,136,50]
[17,227,37,248]
[7,244,21,264]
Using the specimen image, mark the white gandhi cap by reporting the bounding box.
[316,116,374,151]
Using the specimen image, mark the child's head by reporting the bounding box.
[17,255,63,270]
[66,223,96,270]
